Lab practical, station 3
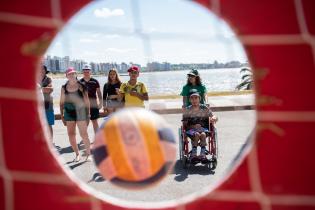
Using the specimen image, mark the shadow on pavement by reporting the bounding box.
[58,143,86,155]
[172,160,215,182]
[67,161,87,170]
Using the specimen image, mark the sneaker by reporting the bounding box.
[200,147,207,158]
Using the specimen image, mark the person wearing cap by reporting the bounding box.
[103,68,123,114]
[60,67,91,162]
[40,65,55,145]
[118,66,148,107]
[79,64,102,133]
[180,69,207,108]
[182,91,218,161]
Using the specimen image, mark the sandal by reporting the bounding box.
[85,154,92,162]
[74,155,81,162]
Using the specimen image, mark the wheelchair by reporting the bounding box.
[178,117,218,170]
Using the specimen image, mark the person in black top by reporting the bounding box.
[79,64,102,133]
[40,65,54,144]
[103,68,123,114]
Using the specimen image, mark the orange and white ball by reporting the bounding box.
[92,108,176,189]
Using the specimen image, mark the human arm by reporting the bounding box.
[42,86,53,94]
[96,87,103,109]
[208,108,218,123]
[129,83,149,101]
[103,83,108,111]
[210,115,218,123]
[42,78,53,94]
[203,93,208,104]
[129,91,148,101]
[182,96,188,108]
[202,85,208,105]
[117,84,125,102]
[59,87,66,126]
[180,85,189,108]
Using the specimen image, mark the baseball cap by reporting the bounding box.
[82,64,91,70]
[189,89,200,97]
[127,66,140,72]
[187,69,199,77]
[65,67,76,75]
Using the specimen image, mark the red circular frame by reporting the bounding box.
[1,0,315,209]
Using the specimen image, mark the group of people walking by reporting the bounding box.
[40,64,148,162]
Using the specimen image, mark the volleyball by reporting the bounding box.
[92,108,176,189]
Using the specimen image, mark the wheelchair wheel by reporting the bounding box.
[178,127,183,161]
[213,127,218,159]
[209,158,217,170]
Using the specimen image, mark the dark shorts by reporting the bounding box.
[64,104,88,121]
[90,107,100,120]
[45,110,55,125]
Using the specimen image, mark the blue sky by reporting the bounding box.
[46,0,247,65]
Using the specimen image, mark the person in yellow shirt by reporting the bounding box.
[118,66,149,107]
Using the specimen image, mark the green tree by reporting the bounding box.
[236,67,253,90]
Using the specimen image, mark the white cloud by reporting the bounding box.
[54,41,62,46]
[91,33,101,38]
[79,38,99,43]
[104,34,120,39]
[105,48,135,53]
[94,8,125,18]
[144,27,158,34]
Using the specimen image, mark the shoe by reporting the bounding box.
[74,155,81,162]
[200,147,207,158]
[85,154,92,162]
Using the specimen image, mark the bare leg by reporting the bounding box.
[191,133,200,157]
[77,120,91,160]
[91,119,99,133]
[199,132,207,147]
[192,133,200,147]
[48,125,53,143]
[66,121,80,161]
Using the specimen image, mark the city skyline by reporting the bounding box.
[46,0,247,66]
[44,54,247,73]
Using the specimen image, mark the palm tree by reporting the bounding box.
[235,67,253,90]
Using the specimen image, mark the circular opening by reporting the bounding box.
[39,0,256,208]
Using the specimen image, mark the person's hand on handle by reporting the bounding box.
[210,116,218,123]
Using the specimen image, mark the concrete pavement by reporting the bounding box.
[51,110,256,202]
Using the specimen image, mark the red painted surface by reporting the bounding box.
[1,0,315,209]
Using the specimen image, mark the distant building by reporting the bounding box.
[43,55,246,73]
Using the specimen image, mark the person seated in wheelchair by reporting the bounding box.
[182,91,218,161]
